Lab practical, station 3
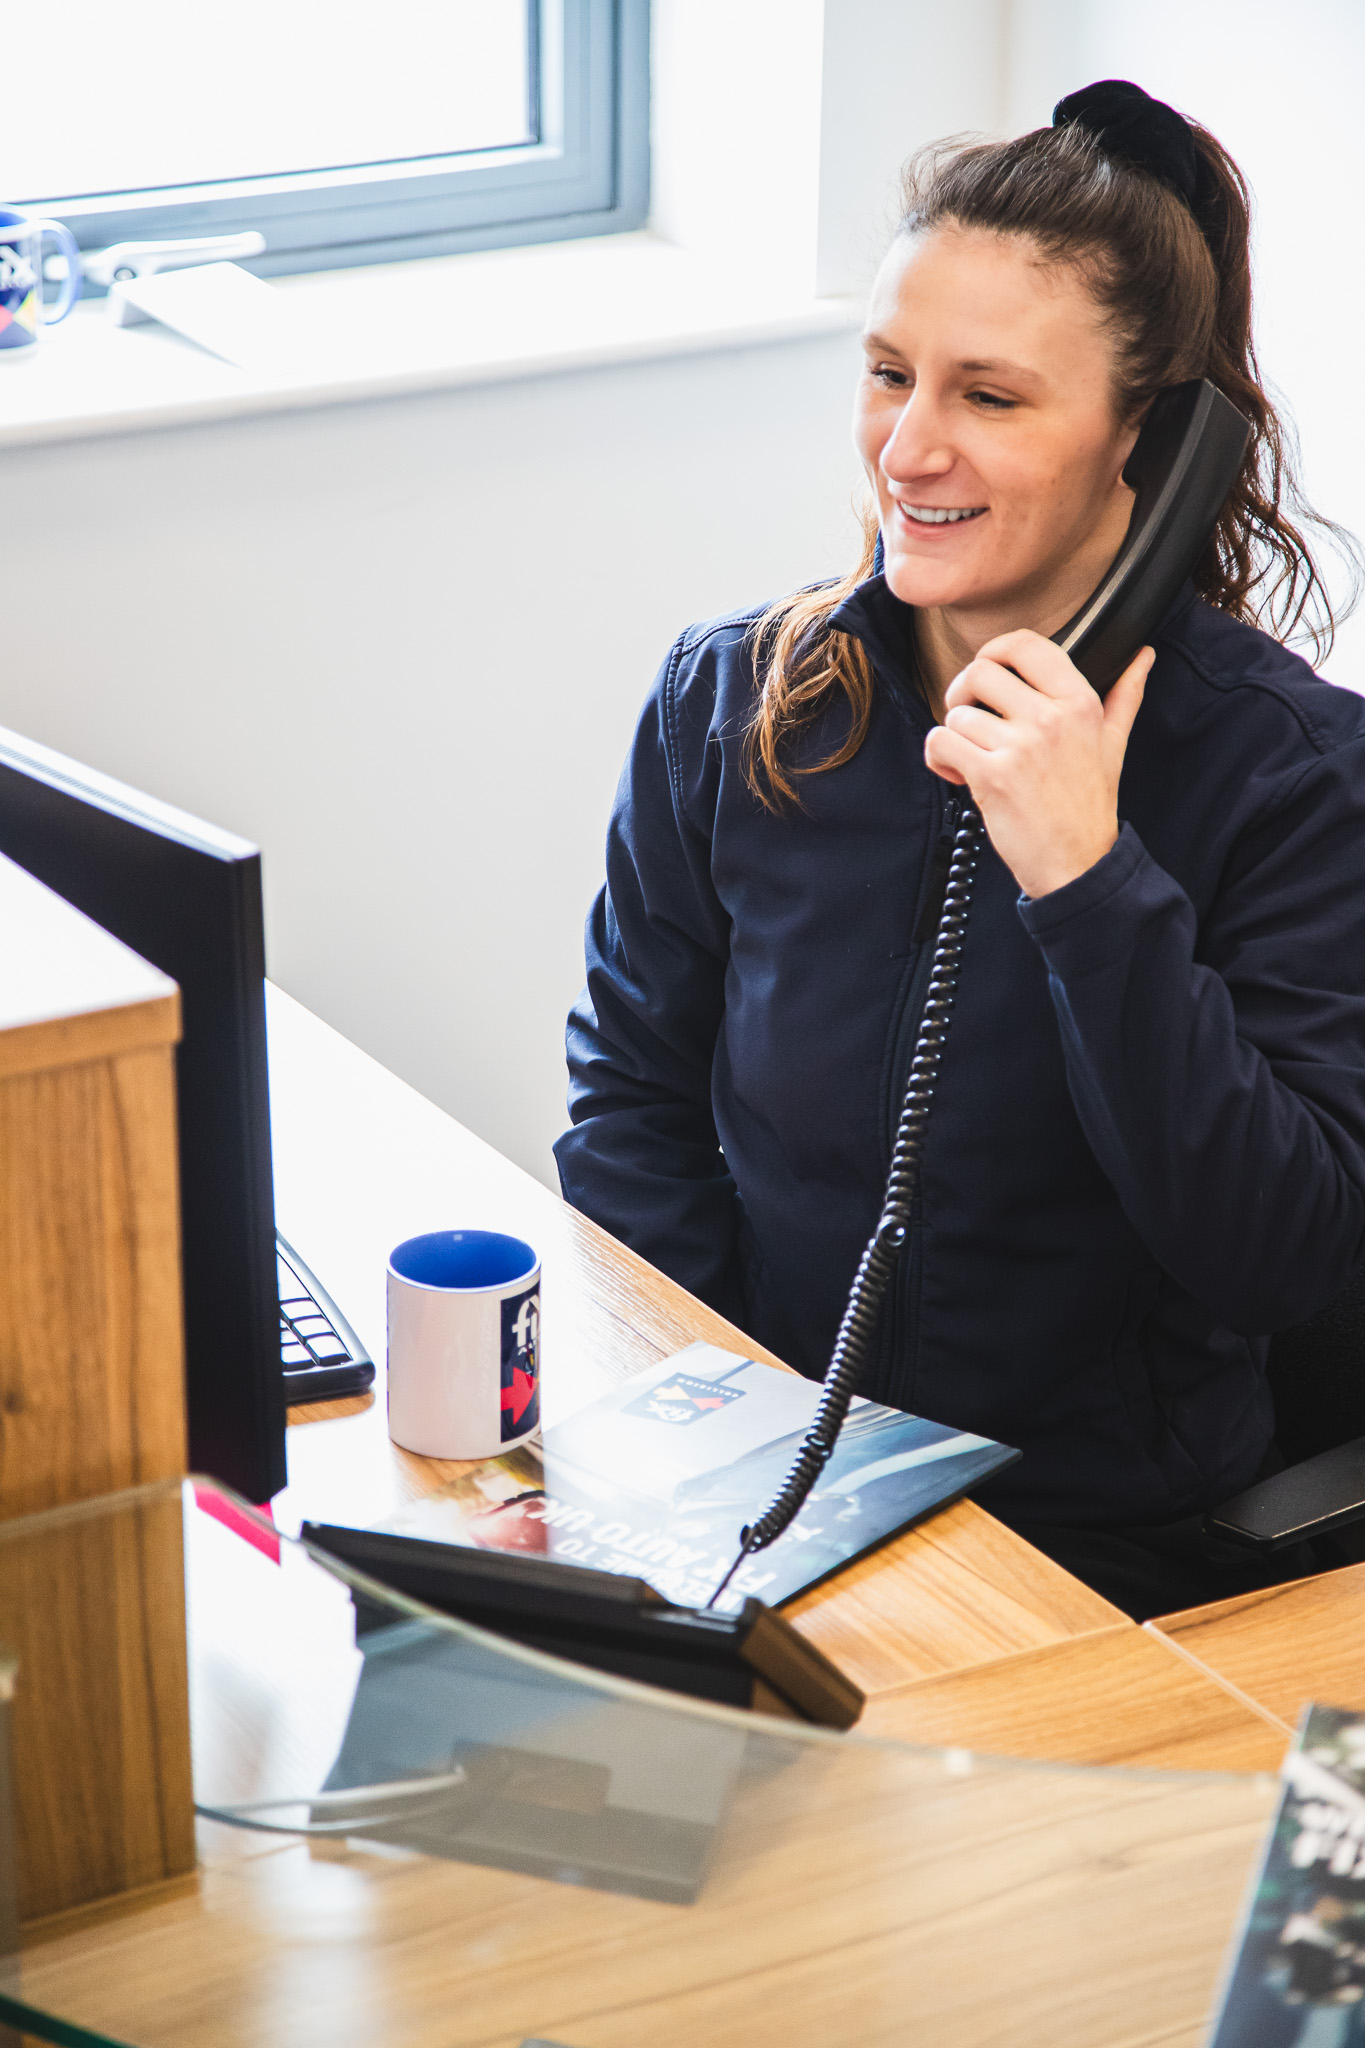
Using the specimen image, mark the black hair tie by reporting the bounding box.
[1053,78,1222,248]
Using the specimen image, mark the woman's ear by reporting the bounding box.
[1113,409,1145,486]
[1117,392,1157,457]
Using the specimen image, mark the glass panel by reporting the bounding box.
[5,0,531,204]
[0,1480,1278,2048]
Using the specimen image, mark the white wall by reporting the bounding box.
[651,0,827,288]
[650,0,1007,297]
[816,0,1007,295]
[0,334,864,1185]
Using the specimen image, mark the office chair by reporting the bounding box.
[1205,1261,1365,1559]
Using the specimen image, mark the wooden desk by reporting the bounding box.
[264,987,1298,1771]
[266,986,1125,1704]
[1149,1561,1365,1734]
[860,1623,1288,1772]
[0,1483,1287,2048]
[4,991,1300,2042]
[19,1765,1275,2048]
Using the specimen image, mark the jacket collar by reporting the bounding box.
[826,573,912,665]
[831,528,1199,684]
[826,534,927,717]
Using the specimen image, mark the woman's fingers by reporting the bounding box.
[928,633,1152,889]
[1102,646,1154,753]
[943,702,1010,749]
[973,628,1088,698]
[948,638,1152,756]
[923,726,975,786]
[943,655,1036,719]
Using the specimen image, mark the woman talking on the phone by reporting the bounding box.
[554,82,1365,1619]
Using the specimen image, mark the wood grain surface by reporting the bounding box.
[785,1498,1125,1692]
[1150,1562,1365,1728]
[15,1738,1274,2048]
[0,990,181,1083]
[0,866,194,1920]
[1,1490,196,1921]
[859,1624,1292,1771]
[0,1044,187,1516]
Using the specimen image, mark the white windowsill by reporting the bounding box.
[0,231,862,451]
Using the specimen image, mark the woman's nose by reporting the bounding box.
[880,393,954,482]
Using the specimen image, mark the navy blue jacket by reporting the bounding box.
[554,577,1365,1525]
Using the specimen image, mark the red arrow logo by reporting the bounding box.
[501,1365,536,1425]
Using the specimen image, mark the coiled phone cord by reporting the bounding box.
[707,801,984,1609]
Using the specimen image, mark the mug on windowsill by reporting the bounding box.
[0,207,81,351]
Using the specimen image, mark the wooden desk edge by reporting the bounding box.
[867,1618,1291,1730]
[858,1619,1293,1773]
[1142,1617,1295,1736]
[0,989,181,1080]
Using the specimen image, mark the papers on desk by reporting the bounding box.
[1207,1702,1365,2042]
[372,1341,1017,1614]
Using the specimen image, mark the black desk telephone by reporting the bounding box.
[308,378,1251,1707]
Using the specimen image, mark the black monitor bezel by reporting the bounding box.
[0,726,286,1501]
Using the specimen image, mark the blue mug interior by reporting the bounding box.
[389,1229,537,1291]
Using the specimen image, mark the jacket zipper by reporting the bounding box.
[877,792,961,1409]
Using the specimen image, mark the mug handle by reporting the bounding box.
[32,220,81,325]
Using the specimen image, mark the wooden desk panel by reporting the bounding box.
[859,1625,1290,1772]
[1150,1563,1365,1728]
[0,856,194,1919]
[267,988,1130,1696]
[785,1499,1125,1694]
[17,1749,1273,2048]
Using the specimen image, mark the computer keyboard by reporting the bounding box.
[278,1233,375,1404]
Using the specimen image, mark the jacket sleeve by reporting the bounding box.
[553,637,743,1319]
[1018,747,1365,1332]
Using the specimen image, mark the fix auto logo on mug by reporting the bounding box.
[500,1286,540,1441]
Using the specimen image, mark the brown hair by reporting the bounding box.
[745,117,1355,807]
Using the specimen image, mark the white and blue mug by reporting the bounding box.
[0,208,80,350]
[386,1229,540,1460]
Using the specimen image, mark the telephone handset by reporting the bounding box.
[1056,377,1252,692]
[708,377,1253,1606]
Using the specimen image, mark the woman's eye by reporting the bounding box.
[968,390,1017,411]
[869,365,910,388]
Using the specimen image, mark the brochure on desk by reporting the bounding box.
[372,1342,1017,1613]
[1206,1703,1365,2042]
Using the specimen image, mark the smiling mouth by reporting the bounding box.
[897,502,987,525]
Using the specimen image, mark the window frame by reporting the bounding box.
[33,0,648,282]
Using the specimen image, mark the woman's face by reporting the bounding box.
[854,226,1139,626]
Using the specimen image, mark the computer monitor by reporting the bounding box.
[0,724,286,1502]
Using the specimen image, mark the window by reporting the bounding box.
[6,0,648,279]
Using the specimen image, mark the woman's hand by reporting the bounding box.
[923,629,1153,900]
